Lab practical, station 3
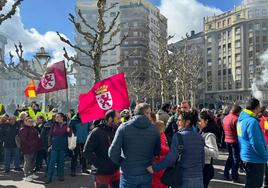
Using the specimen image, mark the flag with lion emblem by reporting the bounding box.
[36,61,68,94]
[78,73,130,123]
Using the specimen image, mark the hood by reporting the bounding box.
[131,115,152,129]
[238,110,258,122]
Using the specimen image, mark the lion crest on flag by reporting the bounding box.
[95,85,113,110]
[41,73,55,90]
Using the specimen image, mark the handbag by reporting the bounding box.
[160,132,184,187]
[68,133,77,150]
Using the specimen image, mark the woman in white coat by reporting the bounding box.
[199,111,219,188]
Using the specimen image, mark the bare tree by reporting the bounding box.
[0,42,73,81]
[57,0,128,84]
[0,0,23,25]
[172,38,203,107]
[146,34,174,104]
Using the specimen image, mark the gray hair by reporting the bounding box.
[134,103,151,115]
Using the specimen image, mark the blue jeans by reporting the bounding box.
[47,150,65,180]
[4,148,20,170]
[180,177,204,188]
[120,173,152,188]
[224,143,240,179]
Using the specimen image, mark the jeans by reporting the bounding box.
[35,149,47,170]
[71,143,87,173]
[180,177,204,188]
[4,148,20,171]
[203,164,214,188]
[24,153,37,177]
[47,150,65,180]
[120,173,152,188]
[244,162,264,188]
[224,143,240,180]
[264,163,268,186]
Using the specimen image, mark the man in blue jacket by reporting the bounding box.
[108,103,161,188]
[237,98,268,188]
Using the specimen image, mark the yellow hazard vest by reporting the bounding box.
[28,107,44,121]
[0,103,4,115]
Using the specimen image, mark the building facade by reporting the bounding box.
[204,0,268,106]
[75,0,121,95]
[75,0,167,98]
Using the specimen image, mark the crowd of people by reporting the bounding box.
[0,97,267,188]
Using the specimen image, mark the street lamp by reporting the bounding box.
[34,47,51,109]
[174,77,179,105]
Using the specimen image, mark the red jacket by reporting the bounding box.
[19,125,41,154]
[152,132,169,188]
[223,112,239,144]
[259,116,268,145]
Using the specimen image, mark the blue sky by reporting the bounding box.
[19,0,242,42]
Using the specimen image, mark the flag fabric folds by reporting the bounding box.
[24,80,36,98]
[79,73,130,123]
[36,60,68,94]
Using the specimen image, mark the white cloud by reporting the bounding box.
[0,0,75,63]
[159,0,223,42]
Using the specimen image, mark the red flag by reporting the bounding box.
[36,61,68,94]
[79,73,130,123]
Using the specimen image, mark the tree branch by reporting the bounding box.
[0,0,23,25]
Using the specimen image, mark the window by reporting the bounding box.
[248,10,253,18]
[228,18,231,25]
[235,81,242,89]
[262,9,267,16]
[236,14,241,20]
[235,54,241,62]
[207,36,212,43]
[235,41,241,48]
[133,31,138,37]
[235,27,241,35]
[207,48,212,54]
[133,22,138,27]
[217,22,221,28]
[256,9,260,16]
[223,20,226,27]
[207,60,212,67]
[236,67,241,75]
[255,23,260,30]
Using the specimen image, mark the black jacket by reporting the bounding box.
[83,123,119,175]
[165,114,179,146]
[2,123,20,148]
[40,120,54,149]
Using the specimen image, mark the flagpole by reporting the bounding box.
[66,88,70,115]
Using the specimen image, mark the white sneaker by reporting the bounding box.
[30,174,39,179]
[24,176,33,182]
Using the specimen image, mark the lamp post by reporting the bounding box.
[174,77,179,105]
[34,47,51,109]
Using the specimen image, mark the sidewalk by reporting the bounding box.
[0,150,247,188]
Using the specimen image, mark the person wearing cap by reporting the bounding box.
[84,110,121,188]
